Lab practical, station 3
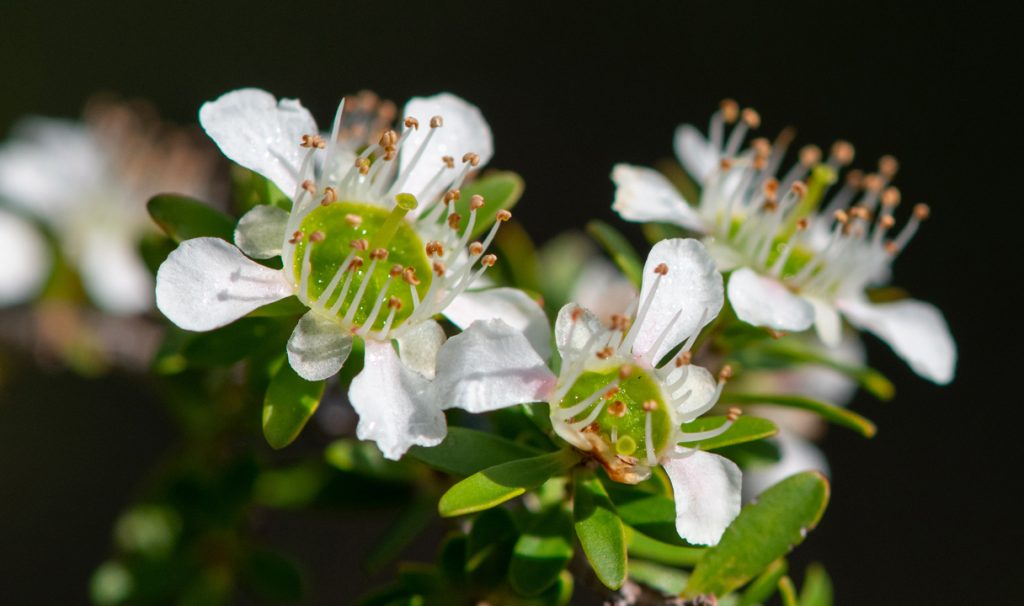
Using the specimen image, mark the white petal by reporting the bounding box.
[0,118,104,219]
[806,296,842,347]
[741,431,829,501]
[400,93,493,200]
[727,268,814,332]
[396,319,447,379]
[664,364,719,423]
[611,164,708,232]
[702,238,745,272]
[434,319,556,413]
[0,209,49,305]
[77,230,153,314]
[554,303,610,368]
[632,238,724,363]
[234,204,289,259]
[838,296,956,384]
[673,123,719,183]
[199,88,318,197]
[286,311,353,381]
[156,237,292,331]
[444,287,551,359]
[350,339,447,460]
[663,449,742,546]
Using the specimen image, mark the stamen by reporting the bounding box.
[570,400,607,431]
[345,213,363,227]
[559,382,618,419]
[644,411,656,465]
[342,254,381,325]
[315,251,357,308]
[608,401,627,417]
[618,264,668,355]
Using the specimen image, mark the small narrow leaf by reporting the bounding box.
[738,559,788,606]
[573,469,627,590]
[262,361,325,449]
[585,220,644,288]
[628,559,690,596]
[456,171,525,239]
[627,530,704,567]
[438,450,578,517]
[147,193,234,243]
[409,427,544,476]
[684,472,830,598]
[467,507,518,585]
[325,439,416,483]
[798,563,833,606]
[719,393,876,438]
[603,481,688,546]
[679,415,778,450]
[778,576,799,606]
[510,505,574,597]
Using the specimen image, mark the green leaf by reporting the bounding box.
[718,393,876,438]
[798,563,833,606]
[467,507,519,585]
[628,559,690,596]
[325,439,417,483]
[585,220,644,288]
[231,165,291,214]
[510,505,574,596]
[456,171,525,239]
[627,530,704,567]
[733,340,894,401]
[684,472,830,598]
[655,157,701,206]
[573,469,627,590]
[439,450,577,517]
[239,549,304,602]
[253,463,328,509]
[410,427,544,476]
[181,317,292,368]
[147,194,234,243]
[262,361,325,449]
[494,219,541,292]
[715,440,782,469]
[778,576,799,606]
[737,559,788,606]
[247,296,308,317]
[366,497,437,573]
[679,415,778,450]
[603,481,687,546]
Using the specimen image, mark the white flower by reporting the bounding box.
[433,238,744,546]
[155,88,548,460]
[612,100,956,384]
[0,102,218,313]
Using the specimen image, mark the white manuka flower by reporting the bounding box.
[0,101,218,313]
[155,88,548,460]
[612,99,956,384]
[433,238,744,546]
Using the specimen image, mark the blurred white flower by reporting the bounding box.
[0,99,219,313]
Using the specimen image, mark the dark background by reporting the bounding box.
[0,1,1015,603]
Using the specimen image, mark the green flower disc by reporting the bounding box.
[558,365,673,459]
[292,201,431,331]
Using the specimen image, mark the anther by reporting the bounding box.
[863,173,884,192]
[481,254,497,267]
[741,108,761,128]
[379,130,398,147]
[764,178,779,196]
[350,238,369,250]
[495,210,512,222]
[675,351,692,367]
[605,386,621,399]
[834,209,850,224]
[288,230,303,244]
[470,194,485,210]
[720,99,739,123]
[321,187,337,205]
[719,158,733,171]
[791,181,808,197]
[618,364,634,379]
[726,407,742,422]
[308,231,325,243]
[845,169,865,188]
[429,116,443,128]
[425,241,444,257]
[718,365,733,382]
[878,155,900,178]
[596,346,615,360]
[402,267,420,285]
[443,190,461,205]
[642,399,658,412]
[583,422,601,433]
[345,213,363,227]
[389,264,403,277]
[884,240,899,255]
[432,261,446,276]
[382,146,397,161]
[300,134,326,149]
[608,401,627,418]
[462,152,480,167]
[404,116,419,130]
[347,257,364,271]
[850,206,872,221]
[387,296,403,310]
[800,145,822,167]
[654,263,669,276]
[448,213,462,230]
[570,307,583,322]
[356,158,370,175]
[302,180,316,194]
[751,138,772,158]
[796,217,809,231]
[370,248,389,260]
[881,187,901,207]
[879,215,896,229]
[469,241,484,255]
[442,156,455,169]
[913,203,931,220]
[831,141,855,165]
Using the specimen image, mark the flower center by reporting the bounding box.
[291,201,431,331]
[555,364,673,475]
